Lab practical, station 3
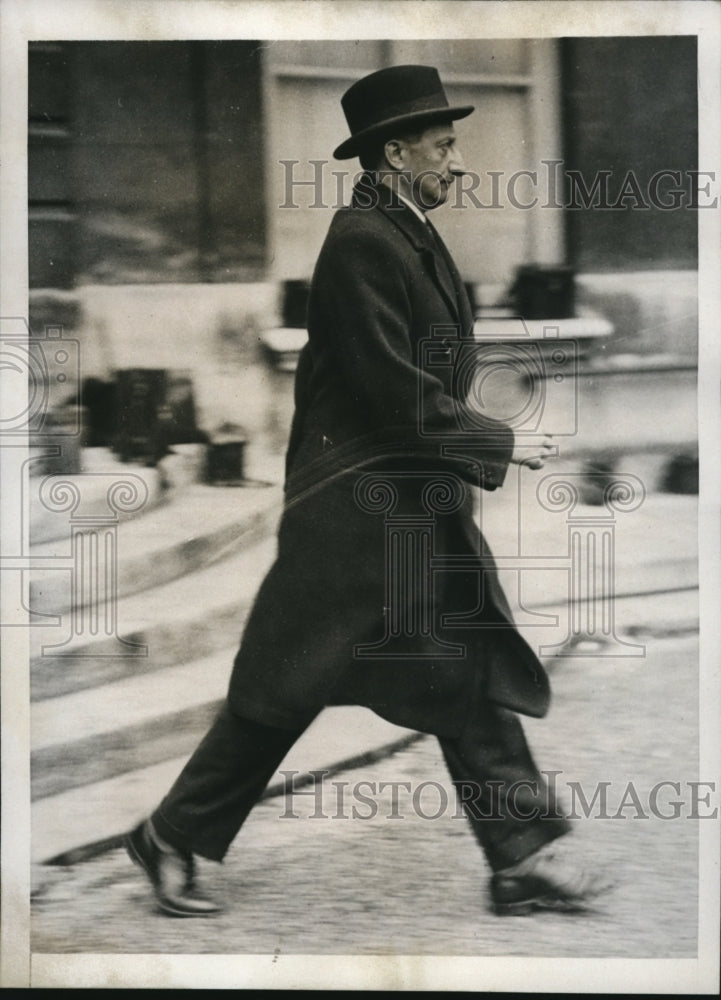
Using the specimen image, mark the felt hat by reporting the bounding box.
[333,64,474,160]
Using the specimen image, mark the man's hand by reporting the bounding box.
[509,433,556,470]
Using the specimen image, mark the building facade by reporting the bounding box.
[28,38,699,435]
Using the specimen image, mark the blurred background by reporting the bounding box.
[28,36,698,482]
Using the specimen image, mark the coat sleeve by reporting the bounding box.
[310,223,515,490]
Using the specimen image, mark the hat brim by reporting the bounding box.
[333,104,475,160]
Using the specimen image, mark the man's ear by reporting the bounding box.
[383,138,404,170]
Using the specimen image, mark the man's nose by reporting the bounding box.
[448,148,467,176]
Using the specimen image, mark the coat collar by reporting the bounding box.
[351,173,470,328]
[351,172,434,251]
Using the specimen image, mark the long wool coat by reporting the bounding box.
[228,175,550,738]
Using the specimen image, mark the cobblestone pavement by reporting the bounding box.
[31,629,704,968]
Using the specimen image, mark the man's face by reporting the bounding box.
[394,122,466,210]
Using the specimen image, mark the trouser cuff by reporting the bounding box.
[482,816,572,873]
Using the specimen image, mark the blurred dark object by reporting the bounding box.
[163,373,201,446]
[114,369,202,466]
[282,280,311,328]
[660,452,698,495]
[510,265,576,320]
[114,368,168,465]
[578,456,617,506]
[80,377,118,446]
[206,423,247,486]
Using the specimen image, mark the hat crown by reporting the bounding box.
[333,64,474,160]
[341,65,450,137]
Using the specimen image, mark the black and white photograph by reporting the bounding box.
[1,0,719,991]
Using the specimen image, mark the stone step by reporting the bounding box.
[30,534,277,701]
[28,448,166,545]
[28,476,283,616]
[32,646,236,800]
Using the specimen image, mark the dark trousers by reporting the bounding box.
[151,699,570,872]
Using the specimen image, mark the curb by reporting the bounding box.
[40,731,427,867]
[29,482,283,616]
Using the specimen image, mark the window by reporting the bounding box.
[561,36,698,272]
[264,39,564,299]
[29,41,267,287]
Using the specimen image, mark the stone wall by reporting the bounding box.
[30,282,294,458]
[576,270,698,360]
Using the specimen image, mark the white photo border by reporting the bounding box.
[1,0,719,991]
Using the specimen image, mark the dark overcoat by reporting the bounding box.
[228,175,550,737]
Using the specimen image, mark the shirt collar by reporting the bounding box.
[394,190,428,224]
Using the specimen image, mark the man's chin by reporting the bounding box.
[417,185,449,211]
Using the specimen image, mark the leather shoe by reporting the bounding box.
[491,842,614,916]
[125,820,221,917]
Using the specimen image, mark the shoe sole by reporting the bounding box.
[124,831,220,919]
[493,895,600,916]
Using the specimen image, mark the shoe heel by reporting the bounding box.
[124,832,142,869]
[124,826,155,881]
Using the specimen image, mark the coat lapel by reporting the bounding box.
[426,219,475,335]
[419,224,462,325]
[353,174,470,329]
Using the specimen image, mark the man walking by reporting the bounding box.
[126,65,607,918]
